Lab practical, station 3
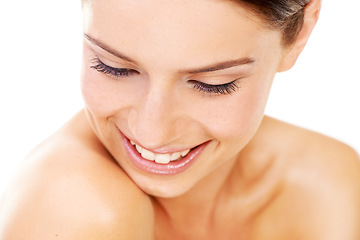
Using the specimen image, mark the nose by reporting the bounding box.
[127,81,183,149]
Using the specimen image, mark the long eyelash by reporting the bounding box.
[193,80,240,95]
[90,57,239,95]
[90,57,134,78]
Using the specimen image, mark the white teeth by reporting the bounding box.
[155,154,171,164]
[135,144,143,153]
[181,149,190,157]
[132,142,192,164]
[141,148,156,161]
[170,152,181,161]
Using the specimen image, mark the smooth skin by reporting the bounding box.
[1,0,360,239]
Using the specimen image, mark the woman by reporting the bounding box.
[1,0,359,239]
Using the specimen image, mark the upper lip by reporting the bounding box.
[119,128,201,154]
[129,137,198,154]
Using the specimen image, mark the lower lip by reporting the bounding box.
[120,132,209,176]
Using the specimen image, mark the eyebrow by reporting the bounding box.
[84,33,255,74]
[183,57,255,74]
[84,34,137,64]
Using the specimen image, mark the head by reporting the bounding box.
[81,0,321,197]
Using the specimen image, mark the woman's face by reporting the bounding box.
[81,0,287,197]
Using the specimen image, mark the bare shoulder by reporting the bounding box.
[253,117,360,239]
[0,111,154,240]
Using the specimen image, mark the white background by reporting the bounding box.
[0,1,359,195]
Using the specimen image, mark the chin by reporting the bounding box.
[133,176,194,198]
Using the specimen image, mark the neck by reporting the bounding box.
[152,156,238,232]
[151,118,281,237]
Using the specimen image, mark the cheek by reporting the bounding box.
[199,78,273,142]
[81,70,110,116]
[196,55,279,142]
[80,61,135,118]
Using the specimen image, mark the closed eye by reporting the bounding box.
[190,79,241,95]
[90,56,241,95]
[90,57,138,79]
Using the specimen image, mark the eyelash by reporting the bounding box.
[90,57,240,95]
[192,80,240,95]
[90,57,137,78]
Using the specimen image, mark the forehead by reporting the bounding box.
[83,0,281,70]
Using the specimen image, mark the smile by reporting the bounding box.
[131,140,191,164]
[119,130,209,175]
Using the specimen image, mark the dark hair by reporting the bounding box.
[234,0,310,45]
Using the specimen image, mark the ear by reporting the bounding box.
[278,0,322,72]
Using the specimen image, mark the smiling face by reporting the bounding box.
[81,0,289,197]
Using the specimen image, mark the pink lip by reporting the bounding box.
[119,131,209,176]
